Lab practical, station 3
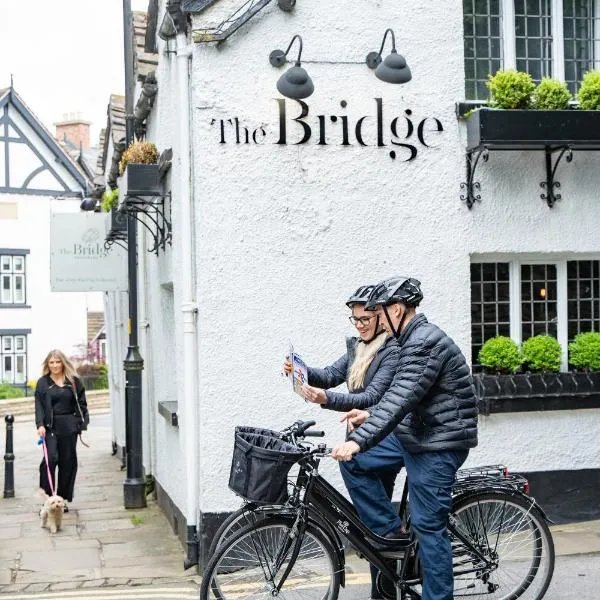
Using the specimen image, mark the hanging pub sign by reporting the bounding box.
[50,212,128,292]
[209,98,444,161]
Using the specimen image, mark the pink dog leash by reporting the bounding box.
[41,437,57,497]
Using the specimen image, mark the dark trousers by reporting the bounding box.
[340,434,468,600]
[39,428,78,502]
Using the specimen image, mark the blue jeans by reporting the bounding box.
[340,434,468,600]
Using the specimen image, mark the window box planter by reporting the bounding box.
[474,372,600,414]
[118,163,161,202]
[466,108,600,151]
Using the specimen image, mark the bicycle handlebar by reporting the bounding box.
[304,429,325,438]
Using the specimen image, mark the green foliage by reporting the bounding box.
[130,514,144,526]
[0,382,25,399]
[577,70,600,110]
[569,332,600,371]
[478,336,522,374]
[532,78,572,110]
[521,335,562,372]
[487,70,535,109]
[101,188,119,212]
[119,141,159,176]
[97,364,109,389]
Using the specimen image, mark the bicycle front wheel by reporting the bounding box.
[200,516,340,600]
[451,491,554,600]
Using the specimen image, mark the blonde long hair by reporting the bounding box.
[347,331,389,392]
[42,349,78,383]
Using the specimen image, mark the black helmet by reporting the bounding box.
[346,285,376,307]
[365,277,423,310]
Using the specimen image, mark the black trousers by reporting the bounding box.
[39,419,78,502]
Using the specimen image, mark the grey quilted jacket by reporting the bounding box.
[307,335,400,411]
[348,314,478,454]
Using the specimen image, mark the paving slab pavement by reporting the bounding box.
[0,411,199,594]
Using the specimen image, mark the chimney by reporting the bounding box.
[54,112,91,151]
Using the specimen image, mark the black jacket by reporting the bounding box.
[348,314,478,453]
[307,335,400,411]
[35,375,89,432]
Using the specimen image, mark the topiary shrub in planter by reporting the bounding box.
[522,335,562,372]
[487,70,535,109]
[569,332,600,371]
[532,78,572,110]
[577,70,600,110]
[478,336,522,374]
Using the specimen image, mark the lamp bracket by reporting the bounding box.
[269,49,287,67]
[540,146,573,208]
[366,51,382,70]
[460,148,489,209]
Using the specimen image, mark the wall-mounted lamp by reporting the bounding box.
[366,28,412,84]
[269,34,314,99]
[80,197,98,211]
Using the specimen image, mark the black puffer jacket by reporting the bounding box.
[307,334,400,411]
[35,375,89,432]
[348,314,478,453]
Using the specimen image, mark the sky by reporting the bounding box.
[0,0,149,146]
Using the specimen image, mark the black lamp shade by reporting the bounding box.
[375,50,412,84]
[277,64,314,99]
[80,197,98,211]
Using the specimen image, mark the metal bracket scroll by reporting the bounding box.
[460,148,489,209]
[540,146,573,208]
[121,192,172,255]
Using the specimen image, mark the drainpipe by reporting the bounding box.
[170,6,199,569]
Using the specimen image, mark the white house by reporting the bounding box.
[102,0,600,569]
[0,87,102,389]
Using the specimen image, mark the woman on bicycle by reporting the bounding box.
[284,284,401,600]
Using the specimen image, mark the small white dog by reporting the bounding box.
[39,491,65,534]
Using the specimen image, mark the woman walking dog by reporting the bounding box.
[35,349,89,512]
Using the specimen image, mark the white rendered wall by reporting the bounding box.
[140,34,187,510]
[140,0,600,515]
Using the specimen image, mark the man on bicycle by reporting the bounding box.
[331,276,478,600]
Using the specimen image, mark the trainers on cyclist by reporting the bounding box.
[384,525,409,540]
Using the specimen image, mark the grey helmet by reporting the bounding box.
[365,277,423,311]
[346,285,376,307]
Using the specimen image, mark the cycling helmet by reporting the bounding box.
[365,277,423,311]
[346,285,376,307]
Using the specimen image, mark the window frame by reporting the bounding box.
[465,0,600,98]
[471,253,600,371]
[0,253,27,306]
[0,333,28,385]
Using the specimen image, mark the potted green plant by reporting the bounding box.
[577,71,600,110]
[532,78,572,110]
[118,141,161,200]
[569,332,600,371]
[465,70,600,152]
[101,188,127,234]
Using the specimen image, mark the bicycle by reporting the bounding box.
[200,421,555,600]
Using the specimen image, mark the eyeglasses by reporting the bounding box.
[349,315,376,327]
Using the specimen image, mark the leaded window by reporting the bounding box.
[563,0,600,93]
[515,0,553,81]
[521,264,558,339]
[464,0,504,99]
[470,262,511,365]
[471,258,600,370]
[567,259,600,337]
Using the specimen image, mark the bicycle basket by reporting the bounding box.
[229,426,304,504]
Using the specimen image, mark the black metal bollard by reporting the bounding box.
[4,414,15,498]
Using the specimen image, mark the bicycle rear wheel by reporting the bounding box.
[200,515,340,600]
[451,491,554,600]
